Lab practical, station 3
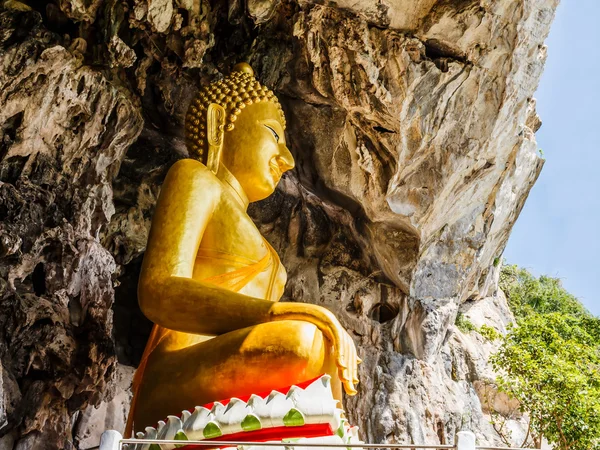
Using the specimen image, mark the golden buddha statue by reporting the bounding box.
[126,63,360,436]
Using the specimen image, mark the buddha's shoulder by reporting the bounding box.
[166,159,222,190]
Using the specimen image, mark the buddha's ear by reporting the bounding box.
[206,103,226,174]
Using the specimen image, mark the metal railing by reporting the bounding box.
[99,430,529,450]
[120,440,454,449]
[98,431,531,450]
[476,448,531,450]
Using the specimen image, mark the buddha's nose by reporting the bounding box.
[277,144,295,172]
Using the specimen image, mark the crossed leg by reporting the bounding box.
[133,320,342,431]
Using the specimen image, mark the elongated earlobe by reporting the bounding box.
[206,103,226,174]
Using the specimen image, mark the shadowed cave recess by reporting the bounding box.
[0,0,556,448]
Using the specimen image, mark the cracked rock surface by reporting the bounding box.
[0,0,556,448]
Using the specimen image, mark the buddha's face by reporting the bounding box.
[221,102,294,202]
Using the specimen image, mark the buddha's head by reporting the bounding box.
[185,63,294,202]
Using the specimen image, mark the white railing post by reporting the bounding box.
[100,430,123,450]
[456,431,476,450]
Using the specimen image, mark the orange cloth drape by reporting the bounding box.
[125,241,279,437]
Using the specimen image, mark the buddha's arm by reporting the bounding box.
[138,159,275,335]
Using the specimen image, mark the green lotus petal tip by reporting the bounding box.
[174,430,188,448]
[241,414,262,431]
[283,408,305,427]
[203,422,223,439]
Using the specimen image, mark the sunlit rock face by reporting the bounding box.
[247,1,552,442]
[0,0,556,449]
[260,0,549,303]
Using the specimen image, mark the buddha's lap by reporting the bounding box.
[141,320,328,391]
[134,320,329,427]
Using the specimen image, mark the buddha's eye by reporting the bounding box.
[264,125,280,142]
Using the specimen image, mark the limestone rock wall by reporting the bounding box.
[0,0,557,449]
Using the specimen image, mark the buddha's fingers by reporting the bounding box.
[335,337,347,370]
[334,329,348,370]
[349,340,355,386]
[342,333,350,374]
[337,336,351,385]
[339,366,356,396]
[348,337,359,387]
[349,338,357,387]
[343,376,358,396]
[320,319,349,374]
[352,363,359,385]
[339,332,359,395]
[352,350,360,385]
[342,333,351,384]
[340,367,349,386]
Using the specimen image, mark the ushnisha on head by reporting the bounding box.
[185,63,286,164]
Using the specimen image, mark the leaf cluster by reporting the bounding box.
[499,265,589,320]
[455,312,501,342]
[478,324,501,341]
[456,312,477,333]
[492,265,600,450]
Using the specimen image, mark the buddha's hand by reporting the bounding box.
[268,302,360,395]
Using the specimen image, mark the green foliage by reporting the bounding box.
[478,324,501,341]
[493,265,600,449]
[491,314,600,449]
[455,313,500,341]
[455,312,476,333]
[499,264,589,320]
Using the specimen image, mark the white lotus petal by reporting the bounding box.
[182,406,212,439]
[247,394,267,414]
[156,415,182,450]
[295,376,339,423]
[136,427,157,450]
[210,401,226,416]
[131,432,145,450]
[217,398,251,434]
[284,386,303,404]
[332,408,345,430]
[181,410,191,422]
[264,391,294,428]
[303,375,334,402]
[348,425,360,440]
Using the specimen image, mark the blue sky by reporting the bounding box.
[504,0,600,316]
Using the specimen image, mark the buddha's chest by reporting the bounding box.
[193,197,286,301]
